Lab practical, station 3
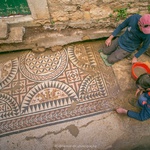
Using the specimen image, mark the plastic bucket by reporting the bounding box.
[131,62,150,80]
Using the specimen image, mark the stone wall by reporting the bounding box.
[48,0,149,29]
[0,0,149,52]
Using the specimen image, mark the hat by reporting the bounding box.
[139,14,150,34]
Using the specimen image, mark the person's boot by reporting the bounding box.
[145,47,150,56]
[128,98,143,108]
[128,98,138,107]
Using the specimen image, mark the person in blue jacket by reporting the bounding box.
[116,73,150,121]
[102,14,150,64]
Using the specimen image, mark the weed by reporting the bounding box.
[109,14,113,18]
[51,20,55,25]
[148,5,150,13]
[114,8,127,21]
[127,3,131,8]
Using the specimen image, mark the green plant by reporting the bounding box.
[136,11,140,14]
[127,3,131,8]
[115,8,127,21]
[109,14,113,18]
[51,20,55,25]
[148,5,150,13]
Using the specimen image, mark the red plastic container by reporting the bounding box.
[131,62,150,80]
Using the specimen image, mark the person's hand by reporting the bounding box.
[132,56,138,64]
[135,88,143,97]
[105,38,112,47]
[105,35,114,47]
[116,107,128,114]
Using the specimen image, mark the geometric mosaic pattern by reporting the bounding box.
[0,58,18,89]
[0,42,120,137]
[19,50,68,82]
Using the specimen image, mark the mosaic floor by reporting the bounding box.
[0,41,120,137]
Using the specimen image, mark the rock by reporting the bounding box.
[0,22,8,40]
[32,47,46,53]
[51,45,63,52]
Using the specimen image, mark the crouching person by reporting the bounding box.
[116,73,150,121]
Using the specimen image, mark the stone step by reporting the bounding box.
[0,27,25,44]
[0,22,8,40]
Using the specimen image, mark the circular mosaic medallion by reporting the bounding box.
[0,58,18,90]
[19,49,68,82]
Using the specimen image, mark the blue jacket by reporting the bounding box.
[127,92,150,121]
[112,14,150,58]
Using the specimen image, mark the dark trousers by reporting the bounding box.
[102,38,131,64]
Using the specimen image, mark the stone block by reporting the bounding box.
[0,22,8,40]
[0,27,25,44]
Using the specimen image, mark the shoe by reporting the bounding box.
[145,51,150,57]
[126,54,132,60]
[99,52,112,66]
[128,98,138,107]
